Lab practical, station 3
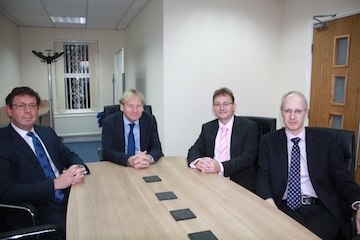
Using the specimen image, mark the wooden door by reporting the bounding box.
[309,14,360,182]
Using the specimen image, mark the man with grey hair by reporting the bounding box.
[102,89,163,168]
[256,90,360,239]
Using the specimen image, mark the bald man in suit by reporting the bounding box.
[256,90,360,239]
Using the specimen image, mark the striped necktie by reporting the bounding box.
[220,126,229,162]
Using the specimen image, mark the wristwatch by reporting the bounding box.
[78,165,88,175]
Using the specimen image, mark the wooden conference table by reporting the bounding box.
[67,157,319,239]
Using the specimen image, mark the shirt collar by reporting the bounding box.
[218,115,234,129]
[285,127,305,142]
[11,122,34,138]
[123,115,139,126]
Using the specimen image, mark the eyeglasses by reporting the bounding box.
[281,109,307,115]
[12,103,38,111]
[213,102,233,108]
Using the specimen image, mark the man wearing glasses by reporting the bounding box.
[187,87,258,192]
[0,86,89,234]
[256,90,360,239]
[102,89,163,168]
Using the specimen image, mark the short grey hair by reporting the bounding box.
[280,90,308,110]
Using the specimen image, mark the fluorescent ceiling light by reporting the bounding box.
[50,16,86,24]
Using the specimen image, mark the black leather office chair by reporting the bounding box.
[0,202,65,239]
[307,127,356,180]
[307,127,357,239]
[98,104,153,160]
[241,116,277,172]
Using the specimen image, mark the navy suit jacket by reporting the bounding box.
[102,111,163,166]
[256,127,360,239]
[187,116,258,191]
[0,124,89,204]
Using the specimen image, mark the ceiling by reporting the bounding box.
[0,0,149,30]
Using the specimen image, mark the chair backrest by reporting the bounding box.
[307,127,356,180]
[241,116,277,172]
[103,104,153,119]
[241,116,277,136]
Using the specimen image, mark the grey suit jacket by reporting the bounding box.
[187,116,258,191]
[256,127,360,239]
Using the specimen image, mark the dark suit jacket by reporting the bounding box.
[0,124,89,229]
[187,116,258,191]
[102,111,163,166]
[256,127,360,239]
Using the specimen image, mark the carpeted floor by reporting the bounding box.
[64,141,101,163]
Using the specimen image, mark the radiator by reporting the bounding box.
[54,113,101,138]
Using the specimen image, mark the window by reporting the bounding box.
[64,44,91,109]
[54,41,99,113]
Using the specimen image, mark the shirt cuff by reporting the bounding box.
[189,158,201,168]
[218,162,224,176]
[148,154,155,164]
[351,201,360,210]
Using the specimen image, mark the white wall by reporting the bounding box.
[19,27,125,110]
[0,12,21,104]
[126,0,360,158]
[163,0,283,157]
[125,0,164,145]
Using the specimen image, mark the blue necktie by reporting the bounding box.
[27,132,64,203]
[287,137,301,211]
[127,123,135,155]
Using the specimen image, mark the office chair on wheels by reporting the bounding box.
[308,127,357,239]
[0,202,65,240]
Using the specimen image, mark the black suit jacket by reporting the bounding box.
[187,116,258,191]
[0,124,89,230]
[256,127,360,239]
[0,124,89,204]
[102,111,163,166]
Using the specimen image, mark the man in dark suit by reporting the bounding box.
[102,89,163,168]
[0,86,89,234]
[187,87,258,191]
[256,90,360,239]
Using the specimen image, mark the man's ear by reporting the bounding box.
[5,105,12,118]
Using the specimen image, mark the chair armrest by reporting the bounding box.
[0,224,65,239]
[0,202,39,227]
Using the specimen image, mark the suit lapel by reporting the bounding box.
[7,125,47,177]
[230,117,241,156]
[115,112,126,151]
[208,120,218,156]
[139,113,147,151]
[277,129,289,185]
[305,128,316,177]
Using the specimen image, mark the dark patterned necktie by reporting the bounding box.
[127,123,135,155]
[287,137,301,210]
[27,132,64,203]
